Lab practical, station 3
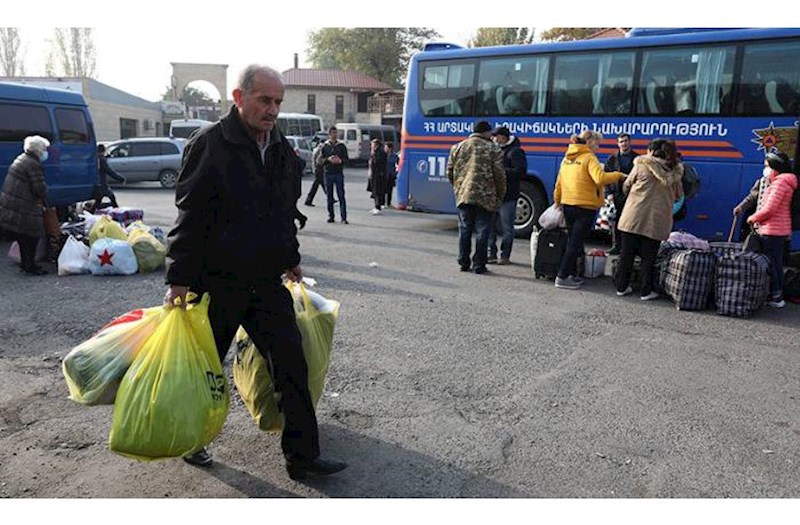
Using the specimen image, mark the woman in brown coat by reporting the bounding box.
[0,135,51,275]
[614,138,684,300]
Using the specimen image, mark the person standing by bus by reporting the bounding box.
[613,139,684,301]
[367,138,387,215]
[0,135,50,276]
[487,126,526,265]
[553,131,624,290]
[603,133,639,255]
[384,142,399,208]
[320,126,349,224]
[163,65,346,479]
[745,152,796,308]
[446,120,506,274]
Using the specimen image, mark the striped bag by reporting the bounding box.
[663,249,716,311]
[709,242,770,317]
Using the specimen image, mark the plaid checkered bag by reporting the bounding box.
[663,249,716,310]
[654,241,686,294]
[710,242,770,317]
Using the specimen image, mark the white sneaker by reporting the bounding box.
[767,299,786,308]
[640,291,660,301]
[616,286,633,297]
[370,209,382,215]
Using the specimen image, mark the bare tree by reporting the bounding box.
[46,28,96,78]
[0,28,26,76]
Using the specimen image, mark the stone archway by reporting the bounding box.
[170,62,229,114]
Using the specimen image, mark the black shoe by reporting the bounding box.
[459,265,471,272]
[183,448,213,467]
[286,457,347,481]
[304,202,315,207]
[487,255,498,264]
[23,266,48,276]
[327,217,335,223]
[608,246,621,255]
[474,266,489,275]
[341,219,349,224]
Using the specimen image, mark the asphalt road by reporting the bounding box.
[1,167,799,500]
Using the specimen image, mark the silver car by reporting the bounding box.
[106,137,186,188]
[286,135,313,174]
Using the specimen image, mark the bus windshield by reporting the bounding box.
[396,28,800,248]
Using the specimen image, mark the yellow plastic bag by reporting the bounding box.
[88,215,127,246]
[233,282,339,431]
[128,230,166,273]
[62,306,165,405]
[109,294,229,461]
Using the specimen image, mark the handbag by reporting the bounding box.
[538,203,566,230]
[43,207,61,238]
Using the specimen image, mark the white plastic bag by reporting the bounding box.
[58,235,91,275]
[89,238,138,276]
[538,204,566,230]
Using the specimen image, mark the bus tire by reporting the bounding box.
[159,169,178,189]
[516,181,546,239]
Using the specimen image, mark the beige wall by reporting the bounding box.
[281,88,362,128]
[88,99,163,142]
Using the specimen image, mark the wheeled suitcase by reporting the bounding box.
[530,227,567,279]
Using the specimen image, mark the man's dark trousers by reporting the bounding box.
[206,275,320,461]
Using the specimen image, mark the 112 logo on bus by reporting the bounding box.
[417,156,448,179]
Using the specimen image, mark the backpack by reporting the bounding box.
[682,163,700,199]
[312,143,325,175]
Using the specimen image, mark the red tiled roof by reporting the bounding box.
[587,28,628,40]
[282,69,392,91]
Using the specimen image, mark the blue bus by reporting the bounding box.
[0,81,98,213]
[396,28,800,246]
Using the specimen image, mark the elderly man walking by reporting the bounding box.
[446,120,506,274]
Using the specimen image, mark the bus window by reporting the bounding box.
[419,61,475,116]
[551,51,635,116]
[0,103,53,142]
[55,108,90,144]
[739,41,800,115]
[477,55,550,116]
[638,45,734,115]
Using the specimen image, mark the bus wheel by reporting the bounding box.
[159,169,178,189]
[515,181,546,238]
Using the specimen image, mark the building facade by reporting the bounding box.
[0,76,163,142]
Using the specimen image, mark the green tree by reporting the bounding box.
[0,28,26,76]
[468,28,535,47]
[539,28,608,42]
[46,28,96,78]
[307,27,440,88]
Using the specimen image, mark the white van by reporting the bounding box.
[334,123,399,161]
[276,113,324,141]
[169,118,213,139]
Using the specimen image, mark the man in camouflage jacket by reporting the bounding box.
[446,120,506,274]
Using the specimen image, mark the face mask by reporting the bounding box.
[763,167,773,178]
[40,151,49,163]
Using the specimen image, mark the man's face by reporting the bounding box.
[232,70,284,135]
[617,136,631,153]
[328,129,338,142]
[494,135,509,146]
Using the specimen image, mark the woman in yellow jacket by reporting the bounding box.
[553,130,624,290]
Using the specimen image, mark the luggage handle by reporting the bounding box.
[727,215,739,243]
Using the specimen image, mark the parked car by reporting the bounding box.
[105,137,186,188]
[286,135,313,174]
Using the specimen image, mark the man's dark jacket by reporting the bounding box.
[320,140,349,176]
[603,149,639,208]
[165,106,301,287]
[499,136,526,202]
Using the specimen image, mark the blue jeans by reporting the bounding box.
[557,205,597,279]
[457,204,493,270]
[760,234,786,298]
[488,199,516,259]
[324,173,347,221]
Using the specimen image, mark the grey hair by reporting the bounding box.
[23,135,51,156]
[237,65,284,92]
